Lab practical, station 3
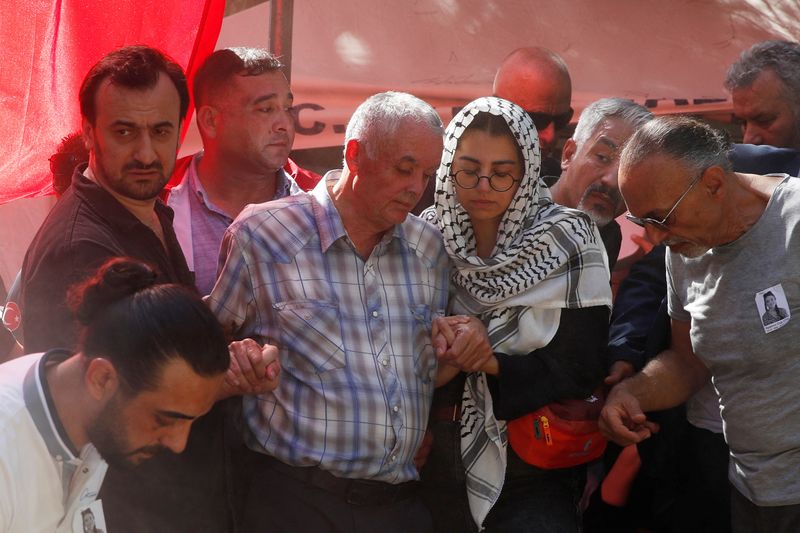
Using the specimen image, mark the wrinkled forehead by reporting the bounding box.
[619,153,688,210]
[379,120,443,159]
[228,70,291,104]
[585,117,637,149]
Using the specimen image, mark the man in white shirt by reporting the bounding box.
[0,258,230,532]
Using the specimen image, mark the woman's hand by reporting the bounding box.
[432,315,496,374]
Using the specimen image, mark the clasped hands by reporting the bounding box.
[217,338,281,400]
[432,315,496,376]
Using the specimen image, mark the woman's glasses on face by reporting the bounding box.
[450,169,520,192]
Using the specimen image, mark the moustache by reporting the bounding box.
[128,444,169,458]
[123,161,164,172]
[585,183,622,204]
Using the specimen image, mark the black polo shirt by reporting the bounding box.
[19,167,193,353]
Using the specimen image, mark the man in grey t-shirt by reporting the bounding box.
[599,116,800,533]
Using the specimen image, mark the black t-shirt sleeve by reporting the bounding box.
[487,305,609,421]
[22,240,119,353]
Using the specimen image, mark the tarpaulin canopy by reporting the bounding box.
[181,0,800,154]
[4,0,800,286]
[0,0,224,286]
[0,0,225,205]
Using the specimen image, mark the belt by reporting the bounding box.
[429,403,461,422]
[262,455,419,506]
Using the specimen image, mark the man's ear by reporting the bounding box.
[84,357,120,402]
[561,138,577,172]
[196,105,219,139]
[344,139,361,173]
[701,165,725,198]
[81,118,95,152]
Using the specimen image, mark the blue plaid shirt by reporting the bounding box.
[207,171,450,483]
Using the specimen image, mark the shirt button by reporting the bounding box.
[381,358,389,366]
[390,455,397,462]
[372,310,379,317]
[392,405,399,412]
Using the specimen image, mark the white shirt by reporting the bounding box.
[0,351,108,532]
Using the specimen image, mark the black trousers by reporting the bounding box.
[732,487,800,533]
[241,451,433,533]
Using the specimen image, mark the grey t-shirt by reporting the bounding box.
[667,175,800,506]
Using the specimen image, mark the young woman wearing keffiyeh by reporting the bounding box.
[419,97,612,532]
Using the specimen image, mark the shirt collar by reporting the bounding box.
[75,165,175,230]
[309,170,409,254]
[310,170,351,252]
[187,153,230,220]
[189,151,299,214]
[23,349,80,462]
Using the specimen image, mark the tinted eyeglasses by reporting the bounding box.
[527,108,574,132]
[451,169,520,192]
[625,170,704,231]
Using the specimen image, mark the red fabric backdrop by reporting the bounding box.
[0,0,225,204]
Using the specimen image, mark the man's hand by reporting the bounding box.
[432,315,495,374]
[605,360,636,386]
[217,338,281,400]
[599,385,660,446]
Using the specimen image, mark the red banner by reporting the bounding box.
[0,0,225,204]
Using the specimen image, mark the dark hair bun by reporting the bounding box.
[68,257,158,325]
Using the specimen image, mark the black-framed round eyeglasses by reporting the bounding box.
[450,169,520,192]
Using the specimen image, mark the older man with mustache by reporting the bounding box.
[550,97,652,268]
[601,116,800,533]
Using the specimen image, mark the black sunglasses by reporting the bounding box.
[527,108,574,132]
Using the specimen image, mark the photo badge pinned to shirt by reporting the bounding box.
[71,500,106,533]
[755,283,791,334]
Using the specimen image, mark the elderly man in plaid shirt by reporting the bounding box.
[207,91,462,532]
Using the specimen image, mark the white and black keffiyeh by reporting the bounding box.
[424,97,612,528]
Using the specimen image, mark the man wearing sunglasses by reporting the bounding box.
[493,47,573,177]
[601,116,800,532]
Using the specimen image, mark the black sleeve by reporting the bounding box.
[21,240,119,353]
[607,245,668,370]
[487,305,609,421]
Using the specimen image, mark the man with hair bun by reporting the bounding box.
[0,257,229,533]
[16,45,278,533]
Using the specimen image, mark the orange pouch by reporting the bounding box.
[507,389,607,469]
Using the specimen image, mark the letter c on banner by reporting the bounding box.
[294,103,326,135]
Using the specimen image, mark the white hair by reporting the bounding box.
[344,91,443,160]
[572,98,653,150]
